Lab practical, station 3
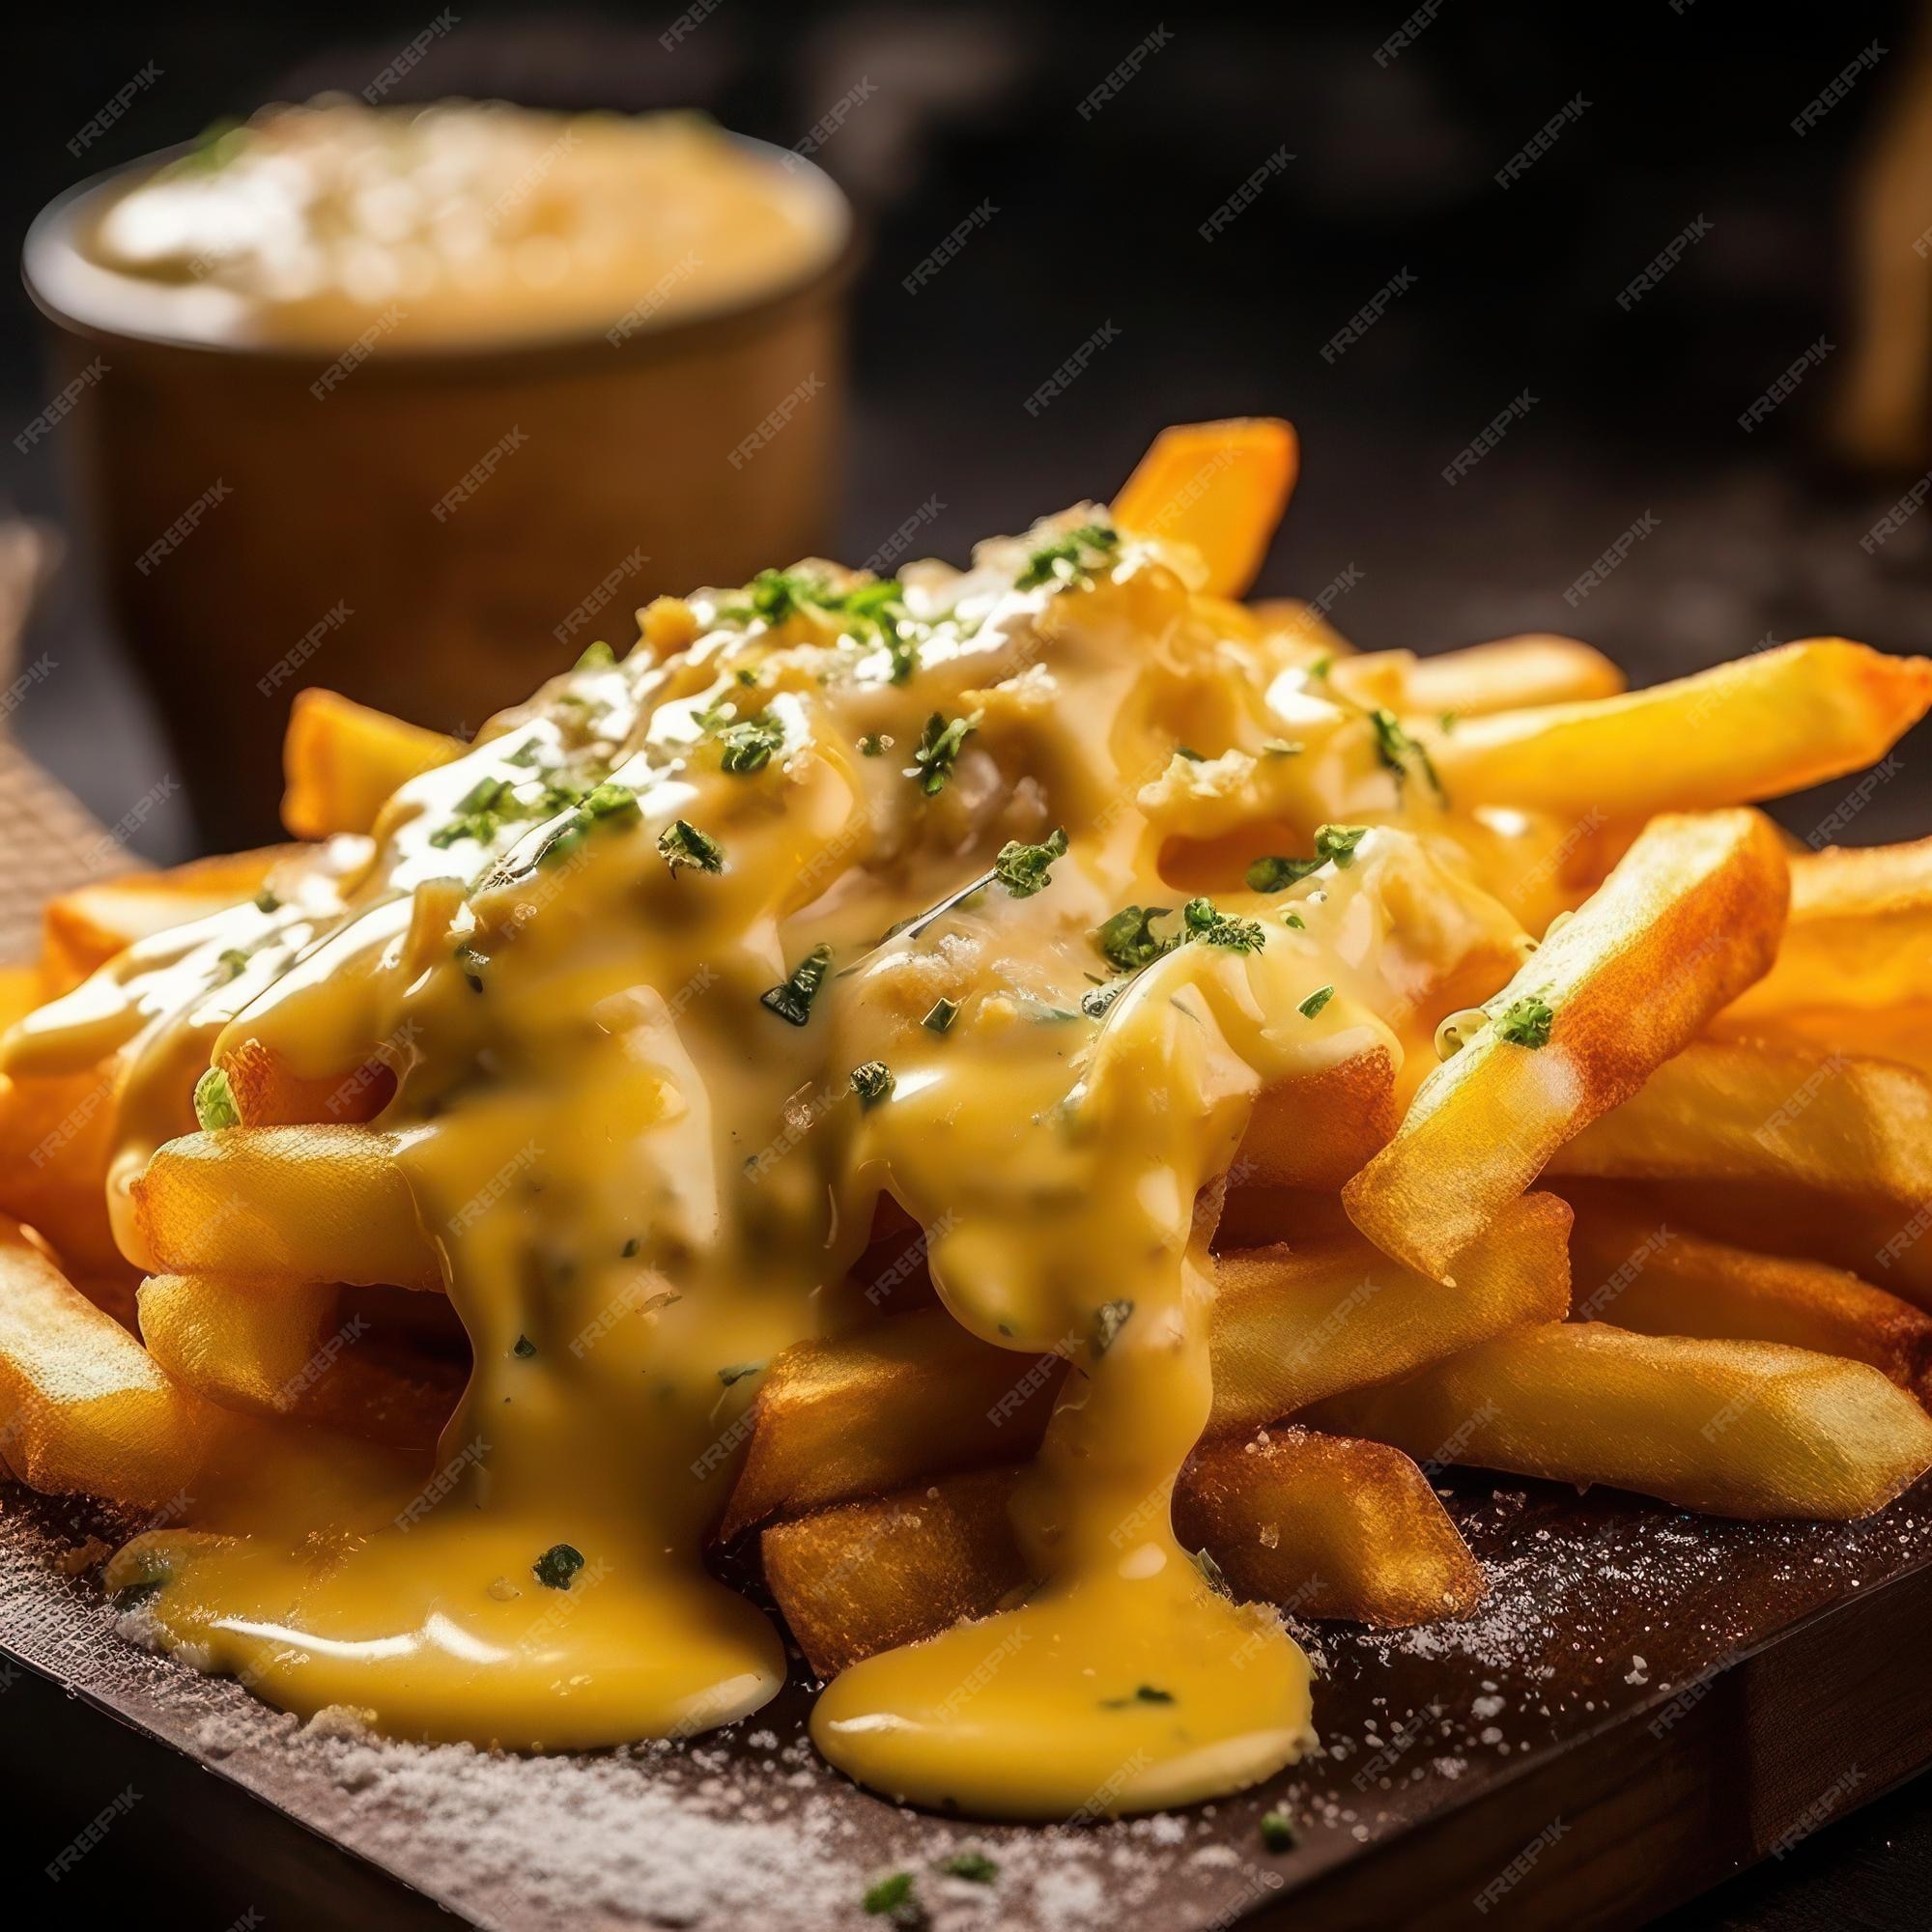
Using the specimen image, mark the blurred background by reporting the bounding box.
[7,0,1932,862]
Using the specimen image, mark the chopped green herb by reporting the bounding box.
[193,1066,239,1132]
[1245,823,1369,894]
[1183,898,1265,952]
[1283,913,1305,929]
[863,1871,918,1918]
[992,827,1068,899]
[1439,711,1459,734]
[581,781,639,824]
[513,1334,536,1359]
[215,947,251,982]
[1307,655,1333,681]
[1370,707,1447,803]
[1261,1810,1299,1852]
[1101,1684,1177,1708]
[939,1852,998,1884]
[429,774,515,848]
[1494,995,1553,1049]
[923,996,961,1034]
[1093,1297,1134,1355]
[719,710,786,776]
[1317,823,1369,867]
[858,733,888,756]
[621,1236,640,1258]
[851,1061,895,1108]
[658,818,724,876]
[1298,984,1336,1019]
[532,1543,584,1590]
[1015,522,1119,593]
[252,887,281,913]
[717,1361,764,1387]
[760,944,834,1025]
[742,566,827,627]
[910,711,978,795]
[1094,904,1175,973]
[574,639,616,670]
[1175,745,1206,762]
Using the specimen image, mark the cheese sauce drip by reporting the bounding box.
[6,519,1552,1816]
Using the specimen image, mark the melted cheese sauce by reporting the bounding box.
[4,521,1566,1815]
[71,100,844,350]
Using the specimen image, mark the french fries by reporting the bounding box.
[1561,1179,1932,1395]
[136,1273,458,1450]
[1308,1322,1932,1520]
[1720,838,1932,1020]
[0,1214,218,1506]
[1332,635,1625,719]
[42,848,289,991]
[281,687,463,839]
[1112,417,1297,599]
[0,417,1929,1798]
[1428,640,1932,819]
[1548,1040,1932,1307]
[128,1125,438,1289]
[1344,810,1788,1280]
[724,1196,1570,1537]
[765,1427,1477,1677]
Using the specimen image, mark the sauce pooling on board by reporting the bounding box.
[4,516,1554,1815]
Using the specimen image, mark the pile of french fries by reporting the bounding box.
[3,417,1932,1718]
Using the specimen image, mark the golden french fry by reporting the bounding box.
[1237,1044,1399,1190]
[1428,640,1932,818]
[1112,417,1298,598]
[1560,1179,1932,1393]
[1308,1321,1932,1519]
[1344,810,1789,1280]
[137,1273,458,1450]
[0,1062,125,1274]
[281,687,463,840]
[764,1427,1482,1676]
[0,965,44,1031]
[1706,1004,1932,1080]
[762,1466,1032,1677]
[1402,635,1626,716]
[0,1213,215,1507]
[1175,1428,1484,1627]
[1208,1192,1571,1435]
[128,1125,438,1289]
[1722,838,1932,1020]
[723,1196,1569,1537]
[1549,1038,1932,1215]
[717,1307,1063,1542]
[218,1035,396,1128]
[42,848,291,991]
[1249,597,1353,662]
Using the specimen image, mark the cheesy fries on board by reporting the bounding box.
[4,420,1932,1821]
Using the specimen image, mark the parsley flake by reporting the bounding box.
[910,712,978,794]
[658,819,724,876]
[760,944,834,1025]
[923,996,960,1034]
[1015,522,1120,593]
[992,827,1068,898]
[1298,984,1336,1019]
[1370,707,1447,803]
[532,1543,584,1590]
[939,1851,998,1884]
[193,1066,240,1132]
[851,1061,895,1108]
[863,1872,918,1918]
[1094,904,1174,973]
[1183,898,1265,952]
[1494,995,1553,1049]
[719,710,786,776]
[1261,1811,1299,1852]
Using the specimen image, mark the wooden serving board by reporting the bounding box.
[4,1471,1929,1930]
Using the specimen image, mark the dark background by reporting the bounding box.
[11,2,1932,860]
[4,6,1932,1921]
